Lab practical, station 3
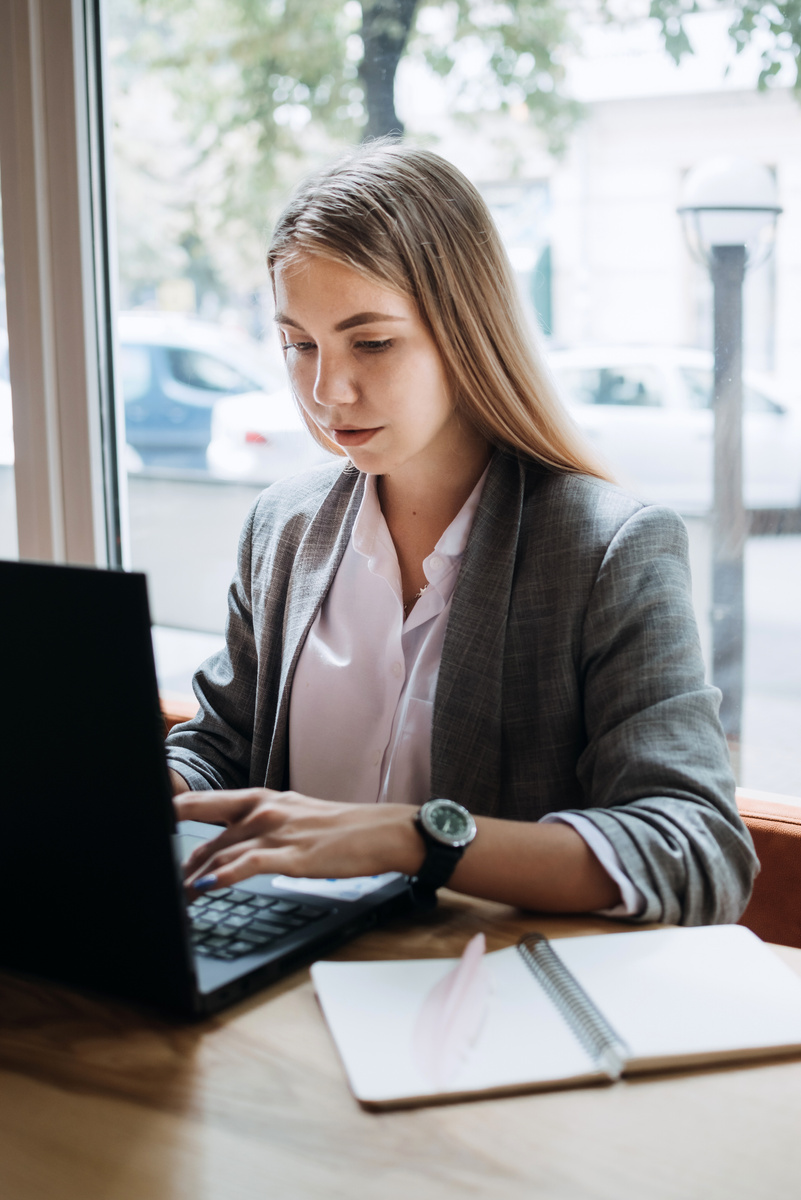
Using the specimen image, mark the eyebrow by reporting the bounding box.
[274,311,406,333]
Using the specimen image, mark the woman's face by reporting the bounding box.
[274,254,471,480]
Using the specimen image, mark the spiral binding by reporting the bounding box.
[517,933,629,1080]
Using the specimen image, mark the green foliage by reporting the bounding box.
[649,0,801,91]
[409,1,583,153]
[111,0,801,308]
[647,1,699,65]
[114,0,586,300]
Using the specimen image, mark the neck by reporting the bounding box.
[377,435,493,532]
[376,431,492,618]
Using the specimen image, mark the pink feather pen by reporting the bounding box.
[412,932,491,1090]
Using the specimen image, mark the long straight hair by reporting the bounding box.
[268,141,609,480]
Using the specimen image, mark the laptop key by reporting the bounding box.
[249,919,294,938]
[228,940,255,955]
[269,900,300,914]
[293,904,326,919]
[267,914,307,929]
[238,929,276,947]
[247,895,279,910]
[221,915,250,929]
[192,918,216,933]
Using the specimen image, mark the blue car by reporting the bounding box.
[119,312,280,471]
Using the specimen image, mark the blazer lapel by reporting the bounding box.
[264,467,364,789]
[431,453,524,818]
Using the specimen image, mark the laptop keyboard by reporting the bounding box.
[187,888,329,961]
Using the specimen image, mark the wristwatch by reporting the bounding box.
[412,798,477,905]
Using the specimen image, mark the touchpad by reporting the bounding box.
[175,832,207,863]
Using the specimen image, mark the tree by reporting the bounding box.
[117,0,585,300]
[114,0,801,306]
[359,0,418,138]
[131,0,585,174]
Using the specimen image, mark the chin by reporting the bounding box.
[343,446,388,473]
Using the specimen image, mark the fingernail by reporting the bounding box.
[194,874,218,892]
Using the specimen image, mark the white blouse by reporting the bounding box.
[288,469,643,917]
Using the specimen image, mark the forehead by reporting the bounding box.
[273,254,414,321]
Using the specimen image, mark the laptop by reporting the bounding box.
[1,559,414,1017]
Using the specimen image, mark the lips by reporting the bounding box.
[329,426,381,448]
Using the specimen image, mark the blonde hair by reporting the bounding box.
[268,141,609,480]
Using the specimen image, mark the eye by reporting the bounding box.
[355,339,393,353]
[282,340,316,354]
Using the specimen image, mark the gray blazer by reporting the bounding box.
[166,451,758,925]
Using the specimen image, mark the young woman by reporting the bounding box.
[167,142,757,925]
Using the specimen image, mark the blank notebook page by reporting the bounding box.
[312,924,801,1105]
[554,924,801,1064]
[312,949,598,1104]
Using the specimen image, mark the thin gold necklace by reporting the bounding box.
[403,583,428,616]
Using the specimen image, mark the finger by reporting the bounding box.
[185,836,261,883]
[174,788,273,826]
[181,801,291,877]
[188,847,296,894]
[182,824,253,877]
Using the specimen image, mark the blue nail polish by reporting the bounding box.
[194,874,218,892]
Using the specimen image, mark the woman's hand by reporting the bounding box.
[174,789,425,893]
[175,790,623,913]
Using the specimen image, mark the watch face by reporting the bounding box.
[420,799,477,847]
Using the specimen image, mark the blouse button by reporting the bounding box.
[429,555,443,572]
[391,661,403,678]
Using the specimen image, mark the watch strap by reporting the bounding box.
[412,823,465,893]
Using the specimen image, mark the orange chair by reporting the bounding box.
[737,788,801,949]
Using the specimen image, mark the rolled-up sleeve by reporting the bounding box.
[572,504,758,926]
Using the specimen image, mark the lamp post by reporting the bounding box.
[677,158,781,777]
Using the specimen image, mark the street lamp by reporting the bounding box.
[677,158,781,776]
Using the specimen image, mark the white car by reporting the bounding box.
[546,346,801,514]
[206,386,334,484]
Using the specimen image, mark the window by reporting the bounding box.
[119,344,152,402]
[166,349,258,395]
[559,366,664,409]
[681,368,786,415]
[2,2,799,795]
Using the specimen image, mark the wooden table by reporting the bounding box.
[2,893,801,1200]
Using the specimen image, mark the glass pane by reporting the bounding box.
[103,2,801,793]
[680,368,713,411]
[166,348,258,394]
[681,368,785,416]
[595,367,664,408]
[0,168,17,560]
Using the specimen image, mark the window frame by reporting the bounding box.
[0,0,123,567]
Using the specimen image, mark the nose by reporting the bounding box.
[313,349,358,408]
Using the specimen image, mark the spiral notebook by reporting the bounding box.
[311,924,801,1109]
